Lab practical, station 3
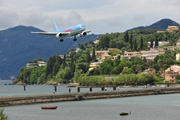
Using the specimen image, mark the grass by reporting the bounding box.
[0,109,8,120]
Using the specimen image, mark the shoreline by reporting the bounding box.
[0,87,180,107]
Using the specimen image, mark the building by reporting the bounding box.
[58,55,64,59]
[163,65,180,83]
[94,40,99,44]
[26,63,38,68]
[143,68,156,74]
[95,50,109,61]
[158,41,169,47]
[148,41,169,48]
[155,31,165,33]
[141,50,159,61]
[121,51,140,60]
[76,48,80,52]
[176,53,180,61]
[176,39,180,46]
[10,76,15,80]
[112,54,120,60]
[165,65,180,74]
[89,62,102,71]
[163,74,176,83]
[166,46,180,51]
[158,48,165,55]
[166,26,179,32]
[38,61,47,67]
[101,54,111,60]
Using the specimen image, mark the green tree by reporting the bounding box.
[63,54,67,69]
[37,73,47,84]
[134,38,137,50]
[89,40,94,46]
[17,67,32,84]
[155,37,159,47]
[74,69,84,82]
[139,73,156,85]
[140,36,143,50]
[113,56,121,67]
[78,75,106,86]
[46,56,56,77]
[111,65,123,74]
[129,31,133,50]
[86,50,91,63]
[84,42,88,47]
[99,58,113,74]
[150,39,153,48]
[124,31,129,43]
[97,34,110,49]
[46,55,62,78]
[122,68,134,74]
[116,40,126,49]
[76,63,89,73]
[91,48,96,62]
[63,67,74,80]
[52,56,62,76]
[70,54,75,72]
[78,43,85,50]
[30,67,46,84]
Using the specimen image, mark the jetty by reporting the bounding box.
[0,87,180,107]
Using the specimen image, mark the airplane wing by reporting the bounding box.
[83,29,97,33]
[31,32,70,35]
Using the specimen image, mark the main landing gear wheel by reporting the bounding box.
[60,39,63,42]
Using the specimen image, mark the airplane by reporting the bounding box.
[31,20,96,42]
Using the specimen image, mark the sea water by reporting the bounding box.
[0,80,145,96]
[1,80,180,120]
[2,94,180,120]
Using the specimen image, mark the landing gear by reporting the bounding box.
[73,36,77,41]
[60,39,63,42]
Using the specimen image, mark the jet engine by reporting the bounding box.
[80,32,87,37]
[56,33,63,38]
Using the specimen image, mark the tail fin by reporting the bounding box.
[52,19,59,32]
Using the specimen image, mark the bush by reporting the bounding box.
[78,75,106,86]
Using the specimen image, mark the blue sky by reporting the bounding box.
[0,0,180,34]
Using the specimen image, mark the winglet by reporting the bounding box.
[52,19,59,32]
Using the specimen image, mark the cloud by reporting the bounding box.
[0,7,19,29]
[0,0,180,33]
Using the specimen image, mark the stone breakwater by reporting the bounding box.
[0,87,180,107]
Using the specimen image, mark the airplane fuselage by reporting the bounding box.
[57,24,85,38]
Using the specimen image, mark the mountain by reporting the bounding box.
[0,26,100,79]
[129,18,180,31]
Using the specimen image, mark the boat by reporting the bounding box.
[120,111,131,116]
[120,112,129,116]
[41,106,58,110]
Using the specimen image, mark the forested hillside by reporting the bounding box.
[17,26,180,85]
[97,28,180,51]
